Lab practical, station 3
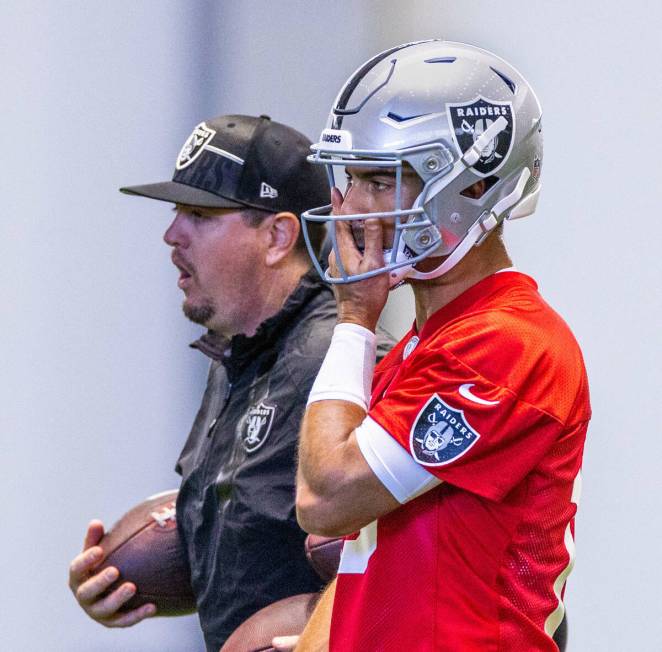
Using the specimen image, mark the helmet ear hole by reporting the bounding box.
[460,175,499,199]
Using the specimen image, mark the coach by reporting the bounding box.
[69,114,352,651]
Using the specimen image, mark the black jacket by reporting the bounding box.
[175,270,393,651]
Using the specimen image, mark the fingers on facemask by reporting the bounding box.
[361,218,385,265]
[330,187,344,214]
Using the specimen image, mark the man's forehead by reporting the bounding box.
[174,203,240,216]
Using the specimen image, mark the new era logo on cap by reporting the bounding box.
[260,182,278,199]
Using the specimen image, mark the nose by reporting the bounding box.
[163,210,189,248]
[339,184,364,216]
[339,180,380,217]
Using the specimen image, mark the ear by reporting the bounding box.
[265,212,301,266]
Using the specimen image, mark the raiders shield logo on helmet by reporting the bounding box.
[176,122,216,170]
[446,96,515,176]
[241,402,276,453]
[410,394,480,466]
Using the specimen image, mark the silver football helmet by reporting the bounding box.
[302,39,543,286]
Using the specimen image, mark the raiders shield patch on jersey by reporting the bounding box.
[446,96,514,176]
[176,122,216,170]
[241,402,276,453]
[410,394,480,466]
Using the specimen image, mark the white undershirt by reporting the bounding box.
[355,416,441,503]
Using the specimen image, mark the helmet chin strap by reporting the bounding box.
[405,167,532,281]
[405,217,495,281]
[383,247,415,288]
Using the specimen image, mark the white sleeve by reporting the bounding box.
[307,323,376,410]
[355,415,441,504]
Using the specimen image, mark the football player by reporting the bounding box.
[294,40,589,651]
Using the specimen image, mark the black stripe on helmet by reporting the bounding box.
[332,39,438,129]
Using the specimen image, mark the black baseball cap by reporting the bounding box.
[120,114,329,216]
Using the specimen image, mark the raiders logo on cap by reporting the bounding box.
[176,122,216,170]
[446,96,515,177]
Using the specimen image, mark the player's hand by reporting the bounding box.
[328,187,390,332]
[272,635,300,651]
[68,519,156,627]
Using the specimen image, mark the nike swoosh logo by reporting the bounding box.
[459,383,500,406]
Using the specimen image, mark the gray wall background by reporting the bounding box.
[2,1,659,650]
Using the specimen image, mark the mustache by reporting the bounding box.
[171,250,195,276]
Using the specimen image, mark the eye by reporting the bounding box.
[370,179,391,192]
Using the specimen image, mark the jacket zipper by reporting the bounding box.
[207,380,233,438]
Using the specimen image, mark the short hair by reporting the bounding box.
[240,208,326,259]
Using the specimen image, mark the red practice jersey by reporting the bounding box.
[330,271,591,651]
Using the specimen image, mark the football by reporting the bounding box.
[98,489,196,615]
[220,593,320,652]
[304,535,343,582]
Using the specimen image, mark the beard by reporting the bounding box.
[182,299,215,326]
